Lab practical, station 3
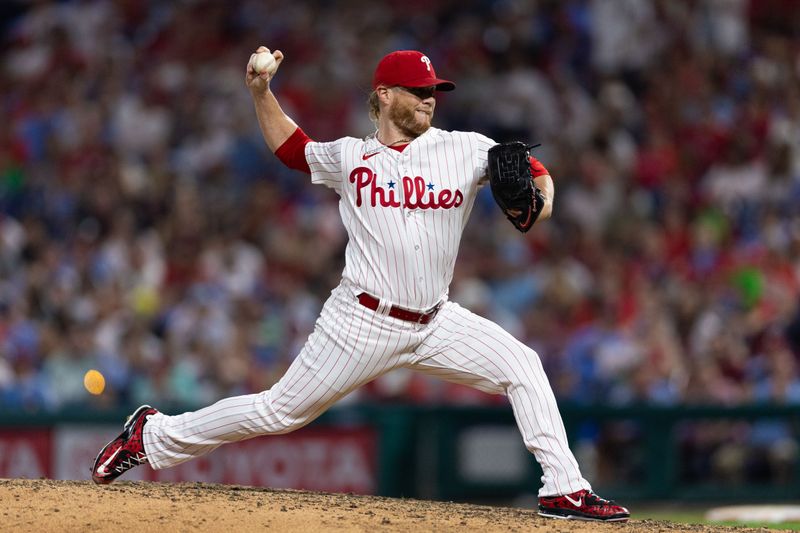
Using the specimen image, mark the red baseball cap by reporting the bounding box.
[372,50,456,91]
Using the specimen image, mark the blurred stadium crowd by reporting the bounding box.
[1,0,800,414]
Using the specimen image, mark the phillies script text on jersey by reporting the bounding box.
[349,167,464,209]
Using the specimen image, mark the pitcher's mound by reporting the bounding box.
[0,479,767,532]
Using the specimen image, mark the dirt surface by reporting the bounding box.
[0,479,780,532]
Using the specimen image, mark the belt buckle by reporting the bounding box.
[420,302,442,324]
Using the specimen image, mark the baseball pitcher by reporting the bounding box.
[91,47,629,522]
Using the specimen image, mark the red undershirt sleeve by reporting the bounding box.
[275,127,313,174]
[530,155,549,178]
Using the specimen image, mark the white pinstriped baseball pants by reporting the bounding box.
[143,281,591,496]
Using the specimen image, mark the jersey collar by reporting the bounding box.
[366,127,440,151]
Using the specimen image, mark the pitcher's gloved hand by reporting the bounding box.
[487,142,546,232]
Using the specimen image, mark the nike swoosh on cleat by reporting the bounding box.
[96,447,122,477]
[564,494,583,507]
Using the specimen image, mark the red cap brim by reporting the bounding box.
[400,77,456,91]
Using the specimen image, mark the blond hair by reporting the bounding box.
[368,90,380,125]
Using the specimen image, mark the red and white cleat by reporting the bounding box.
[538,489,630,522]
[91,405,158,484]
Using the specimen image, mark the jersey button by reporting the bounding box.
[414,245,420,250]
[418,277,424,283]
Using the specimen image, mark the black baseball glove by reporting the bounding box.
[487,142,546,233]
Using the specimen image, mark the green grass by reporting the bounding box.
[707,521,800,531]
[634,508,800,530]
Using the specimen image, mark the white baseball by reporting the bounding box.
[252,52,277,75]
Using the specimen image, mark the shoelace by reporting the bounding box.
[584,492,617,507]
[113,452,148,473]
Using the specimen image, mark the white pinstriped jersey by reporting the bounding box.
[305,127,496,311]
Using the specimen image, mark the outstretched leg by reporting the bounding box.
[144,344,364,469]
[143,284,420,469]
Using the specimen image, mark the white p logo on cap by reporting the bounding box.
[421,56,432,72]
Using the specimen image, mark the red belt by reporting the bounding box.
[357,292,441,324]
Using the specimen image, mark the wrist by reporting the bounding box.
[250,86,272,99]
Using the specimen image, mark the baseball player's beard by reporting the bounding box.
[387,99,432,138]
